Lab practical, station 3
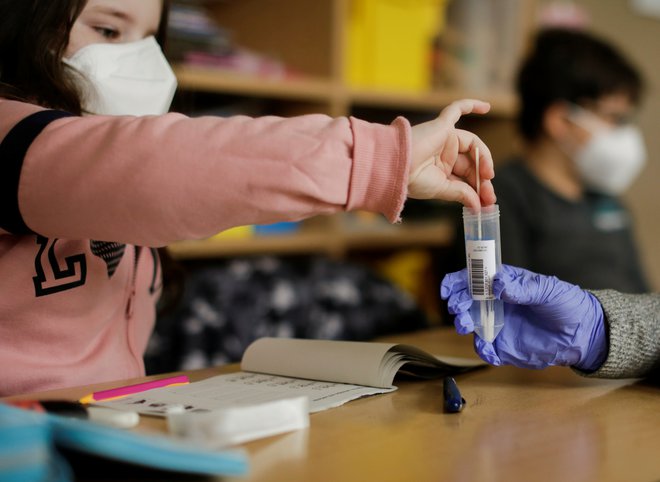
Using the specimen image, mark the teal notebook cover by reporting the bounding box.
[0,403,249,480]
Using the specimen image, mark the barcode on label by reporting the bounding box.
[470,258,486,296]
[465,240,497,300]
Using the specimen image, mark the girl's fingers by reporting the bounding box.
[438,99,492,126]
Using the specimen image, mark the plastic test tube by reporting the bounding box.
[462,204,504,342]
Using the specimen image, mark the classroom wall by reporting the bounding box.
[578,0,660,290]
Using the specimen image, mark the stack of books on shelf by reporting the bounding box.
[169,2,294,79]
[168,3,232,62]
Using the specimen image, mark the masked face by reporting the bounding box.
[64,36,178,116]
[567,104,647,195]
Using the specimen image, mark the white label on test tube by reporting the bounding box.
[466,240,496,301]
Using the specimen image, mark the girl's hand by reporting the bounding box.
[409,99,496,208]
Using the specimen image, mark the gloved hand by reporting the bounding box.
[440,265,608,371]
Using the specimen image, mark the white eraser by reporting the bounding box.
[167,396,309,448]
[87,406,140,429]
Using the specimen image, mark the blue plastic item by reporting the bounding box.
[254,221,300,235]
[49,414,248,477]
[0,404,72,482]
[0,403,249,480]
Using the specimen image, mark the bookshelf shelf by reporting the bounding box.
[174,64,518,117]
[168,219,456,259]
[347,88,518,117]
[173,65,337,102]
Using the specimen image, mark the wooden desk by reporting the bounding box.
[6,328,660,482]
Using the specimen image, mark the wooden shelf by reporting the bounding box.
[174,65,336,102]
[168,218,456,259]
[174,65,517,116]
[347,87,518,117]
[169,231,333,258]
[342,220,456,249]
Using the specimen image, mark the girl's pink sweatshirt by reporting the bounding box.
[0,99,411,396]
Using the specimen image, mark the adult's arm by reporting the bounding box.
[584,290,660,379]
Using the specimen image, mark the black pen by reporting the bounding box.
[443,376,466,413]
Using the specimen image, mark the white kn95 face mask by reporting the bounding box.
[566,103,647,195]
[64,36,178,116]
[574,125,647,196]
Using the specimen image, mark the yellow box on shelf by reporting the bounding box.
[210,225,254,240]
[345,0,447,92]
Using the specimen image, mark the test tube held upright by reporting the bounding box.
[462,147,504,342]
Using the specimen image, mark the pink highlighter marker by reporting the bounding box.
[79,375,189,404]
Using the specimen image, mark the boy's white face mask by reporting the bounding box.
[64,36,178,116]
[567,104,647,195]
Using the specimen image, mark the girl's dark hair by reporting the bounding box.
[0,0,88,113]
[158,0,172,50]
[517,28,643,142]
[0,0,172,114]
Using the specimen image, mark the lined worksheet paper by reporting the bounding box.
[97,372,395,416]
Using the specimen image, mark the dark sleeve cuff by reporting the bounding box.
[0,109,74,234]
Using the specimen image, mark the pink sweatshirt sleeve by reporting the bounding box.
[2,100,410,246]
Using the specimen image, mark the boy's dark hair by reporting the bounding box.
[0,0,171,115]
[516,28,643,142]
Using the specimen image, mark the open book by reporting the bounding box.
[98,338,483,416]
[241,337,483,388]
[98,338,484,416]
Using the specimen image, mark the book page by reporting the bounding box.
[97,372,395,415]
[241,338,400,388]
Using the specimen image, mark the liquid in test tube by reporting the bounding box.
[462,204,504,342]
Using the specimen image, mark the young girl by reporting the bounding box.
[0,0,496,396]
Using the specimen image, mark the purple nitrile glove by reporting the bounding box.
[440,265,608,371]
